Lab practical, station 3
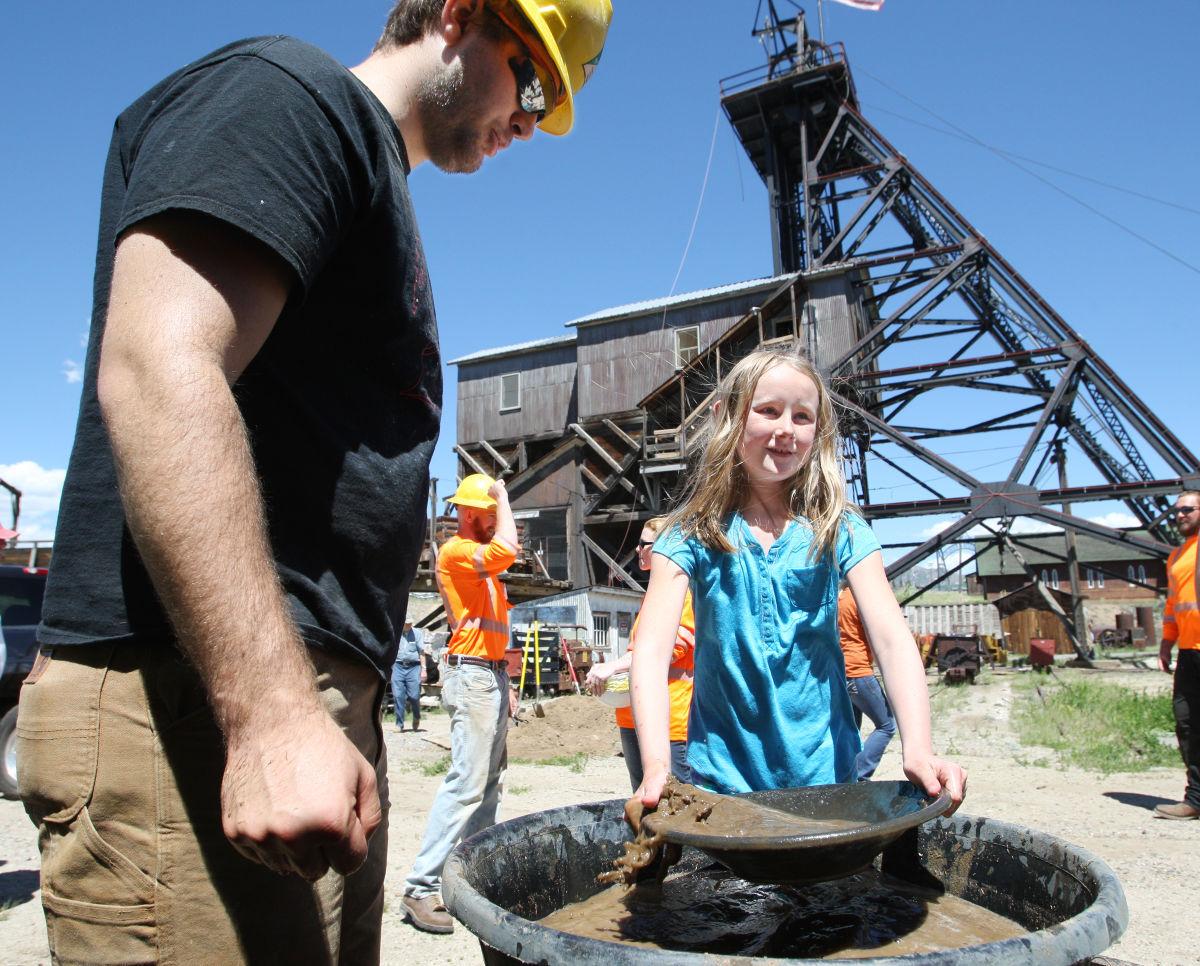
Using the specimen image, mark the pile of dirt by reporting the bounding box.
[507,693,623,761]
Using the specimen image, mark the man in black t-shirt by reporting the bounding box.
[18,1,611,961]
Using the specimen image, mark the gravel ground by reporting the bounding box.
[0,667,1193,964]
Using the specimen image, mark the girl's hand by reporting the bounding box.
[903,754,967,816]
[634,764,670,811]
[585,662,616,696]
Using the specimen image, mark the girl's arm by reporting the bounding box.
[631,553,690,808]
[846,551,967,813]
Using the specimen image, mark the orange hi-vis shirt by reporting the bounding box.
[838,588,876,678]
[437,534,518,662]
[1164,534,1199,651]
[615,591,696,741]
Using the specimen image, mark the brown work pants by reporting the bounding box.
[17,642,388,965]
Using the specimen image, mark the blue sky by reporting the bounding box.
[3,0,1198,543]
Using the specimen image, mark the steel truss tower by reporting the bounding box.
[474,10,1196,662]
[635,12,1196,661]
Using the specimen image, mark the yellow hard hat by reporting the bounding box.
[446,473,497,510]
[510,0,613,136]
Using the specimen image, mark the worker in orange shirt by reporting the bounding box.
[403,474,518,933]
[838,585,896,781]
[587,516,694,789]
[1156,489,1200,820]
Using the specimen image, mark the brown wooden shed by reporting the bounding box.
[992,583,1077,655]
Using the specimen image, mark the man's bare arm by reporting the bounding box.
[489,478,519,551]
[98,212,379,879]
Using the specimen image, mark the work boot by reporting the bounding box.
[1153,801,1200,820]
[403,894,454,934]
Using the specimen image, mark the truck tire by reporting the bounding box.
[0,705,19,799]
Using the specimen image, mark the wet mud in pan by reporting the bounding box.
[600,777,951,887]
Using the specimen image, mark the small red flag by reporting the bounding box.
[829,0,885,10]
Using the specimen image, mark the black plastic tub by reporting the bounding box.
[442,796,1128,965]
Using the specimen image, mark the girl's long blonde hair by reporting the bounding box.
[665,347,847,560]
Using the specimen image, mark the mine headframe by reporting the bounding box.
[631,9,1197,661]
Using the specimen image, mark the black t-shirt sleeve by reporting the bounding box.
[117,51,360,290]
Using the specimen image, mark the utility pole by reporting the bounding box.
[428,477,438,571]
[1,477,20,532]
[1054,441,1090,656]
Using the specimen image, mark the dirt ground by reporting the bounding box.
[0,668,1194,965]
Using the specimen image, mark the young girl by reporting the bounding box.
[630,348,966,810]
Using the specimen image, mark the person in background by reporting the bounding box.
[392,618,429,732]
[586,516,694,790]
[838,585,896,781]
[402,474,519,934]
[1156,489,1200,820]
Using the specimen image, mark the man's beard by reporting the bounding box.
[415,57,489,174]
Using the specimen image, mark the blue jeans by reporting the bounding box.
[390,662,422,729]
[618,726,691,792]
[847,674,896,781]
[404,665,508,898]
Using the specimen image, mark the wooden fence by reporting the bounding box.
[901,602,1002,637]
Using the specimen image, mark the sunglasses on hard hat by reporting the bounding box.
[487,0,564,120]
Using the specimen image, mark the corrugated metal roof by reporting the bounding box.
[974,531,1160,576]
[448,275,796,365]
[564,274,795,328]
[448,333,577,367]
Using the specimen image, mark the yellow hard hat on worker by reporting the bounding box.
[446,473,498,510]
[497,0,613,135]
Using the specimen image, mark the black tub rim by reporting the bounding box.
[442,802,1129,966]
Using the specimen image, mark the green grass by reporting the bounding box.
[1012,675,1177,773]
[508,784,531,795]
[929,679,973,710]
[387,705,443,725]
[419,755,452,777]
[512,752,589,773]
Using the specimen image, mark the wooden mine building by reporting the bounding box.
[450,268,873,591]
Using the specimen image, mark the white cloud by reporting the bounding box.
[917,516,1058,541]
[916,509,1143,545]
[1085,511,1140,530]
[0,461,67,542]
[63,359,82,384]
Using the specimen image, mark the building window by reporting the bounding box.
[1096,570,1104,588]
[500,372,520,412]
[1040,569,1049,586]
[1086,569,1095,589]
[674,326,700,368]
[1137,564,1147,583]
[1127,565,1136,583]
[592,612,610,651]
[1050,569,1060,590]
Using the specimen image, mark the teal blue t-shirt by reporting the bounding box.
[654,511,881,793]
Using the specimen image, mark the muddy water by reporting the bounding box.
[541,861,1026,958]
